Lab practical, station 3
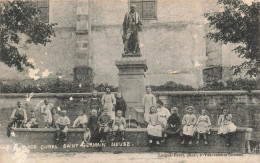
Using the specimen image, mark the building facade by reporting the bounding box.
[0,0,246,88]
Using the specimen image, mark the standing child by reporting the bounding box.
[51,108,60,128]
[115,93,127,117]
[26,111,39,128]
[90,90,102,115]
[196,108,211,145]
[111,110,126,141]
[181,106,197,145]
[73,109,88,128]
[147,106,163,145]
[98,108,112,142]
[40,100,52,128]
[86,109,100,142]
[218,113,237,146]
[56,110,70,141]
[165,107,181,137]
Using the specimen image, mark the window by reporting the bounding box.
[29,0,49,23]
[130,0,157,20]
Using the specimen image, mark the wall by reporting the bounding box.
[0,91,259,140]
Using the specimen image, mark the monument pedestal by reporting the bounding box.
[115,56,148,124]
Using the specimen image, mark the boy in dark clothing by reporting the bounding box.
[90,90,102,115]
[86,109,100,142]
[115,93,127,117]
[98,109,113,142]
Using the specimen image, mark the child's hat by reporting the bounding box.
[185,106,194,110]
[61,110,67,113]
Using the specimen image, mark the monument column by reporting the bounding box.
[116,55,148,124]
[74,0,93,91]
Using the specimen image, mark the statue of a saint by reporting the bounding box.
[122,4,142,54]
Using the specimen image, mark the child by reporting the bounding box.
[196,108,211,145]
[90,90,102,115]
[40,100,52,128]
[51,107,60,128]
[147,106,163,145]
[165,107,181,137]
[111,110,126,141]
[156,100,171,128]
[56,110,70,141]
[217,107,228,128]
[218,113,237,146]
[73,109,88,128]
[26,111,39,128]
[7,101,27,137]
[181,106,197,145]
[86,109,100,142]
[115,93,127,117]
[98,108,112,142]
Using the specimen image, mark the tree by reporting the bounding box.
[0,0,56,72]
[205,0,260,77]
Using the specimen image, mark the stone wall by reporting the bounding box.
[0,91,259,140]
[9,127,252,153]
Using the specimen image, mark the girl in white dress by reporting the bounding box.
[196,108,211,145]
[218,113,237,146]
[147,106,163,145]
[181,106,197,145]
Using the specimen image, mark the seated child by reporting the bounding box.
[56,110,70,141]
[217,107,228,129]
[111,110,126,141]
[181,106,197,145]
[98,108,112,142]
[147,106,163,145]
[26,111,39,128]
[115,93,127,117]
[73,109,88,128]
[165,107,181,137]
[218,113,237,146]
[86,109,100,142]
[7,101,27,137]
[196,108,211,145]
[90,90,102,115]
[51,107,60,128]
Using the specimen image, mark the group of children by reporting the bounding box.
[147,101,237,146]
[7,91,127,143]
[7,91,237,146]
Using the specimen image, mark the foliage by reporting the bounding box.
[205,0,260,77]
[0,0,56,71]
[149,81,195,91]
[0,79,118,93]
[200,78,260,91]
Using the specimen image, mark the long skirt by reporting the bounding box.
[196,121,210,133]
[183,125,196,136]
[147,124,162,137]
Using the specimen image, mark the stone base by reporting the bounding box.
[116,57,148,123]
[10,128,252,153]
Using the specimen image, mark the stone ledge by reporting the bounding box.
[13,127,253,132]
[1,90,259,98]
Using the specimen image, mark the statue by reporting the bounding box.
[122,4,142,55]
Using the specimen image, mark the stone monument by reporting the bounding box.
[115,4,147,124]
